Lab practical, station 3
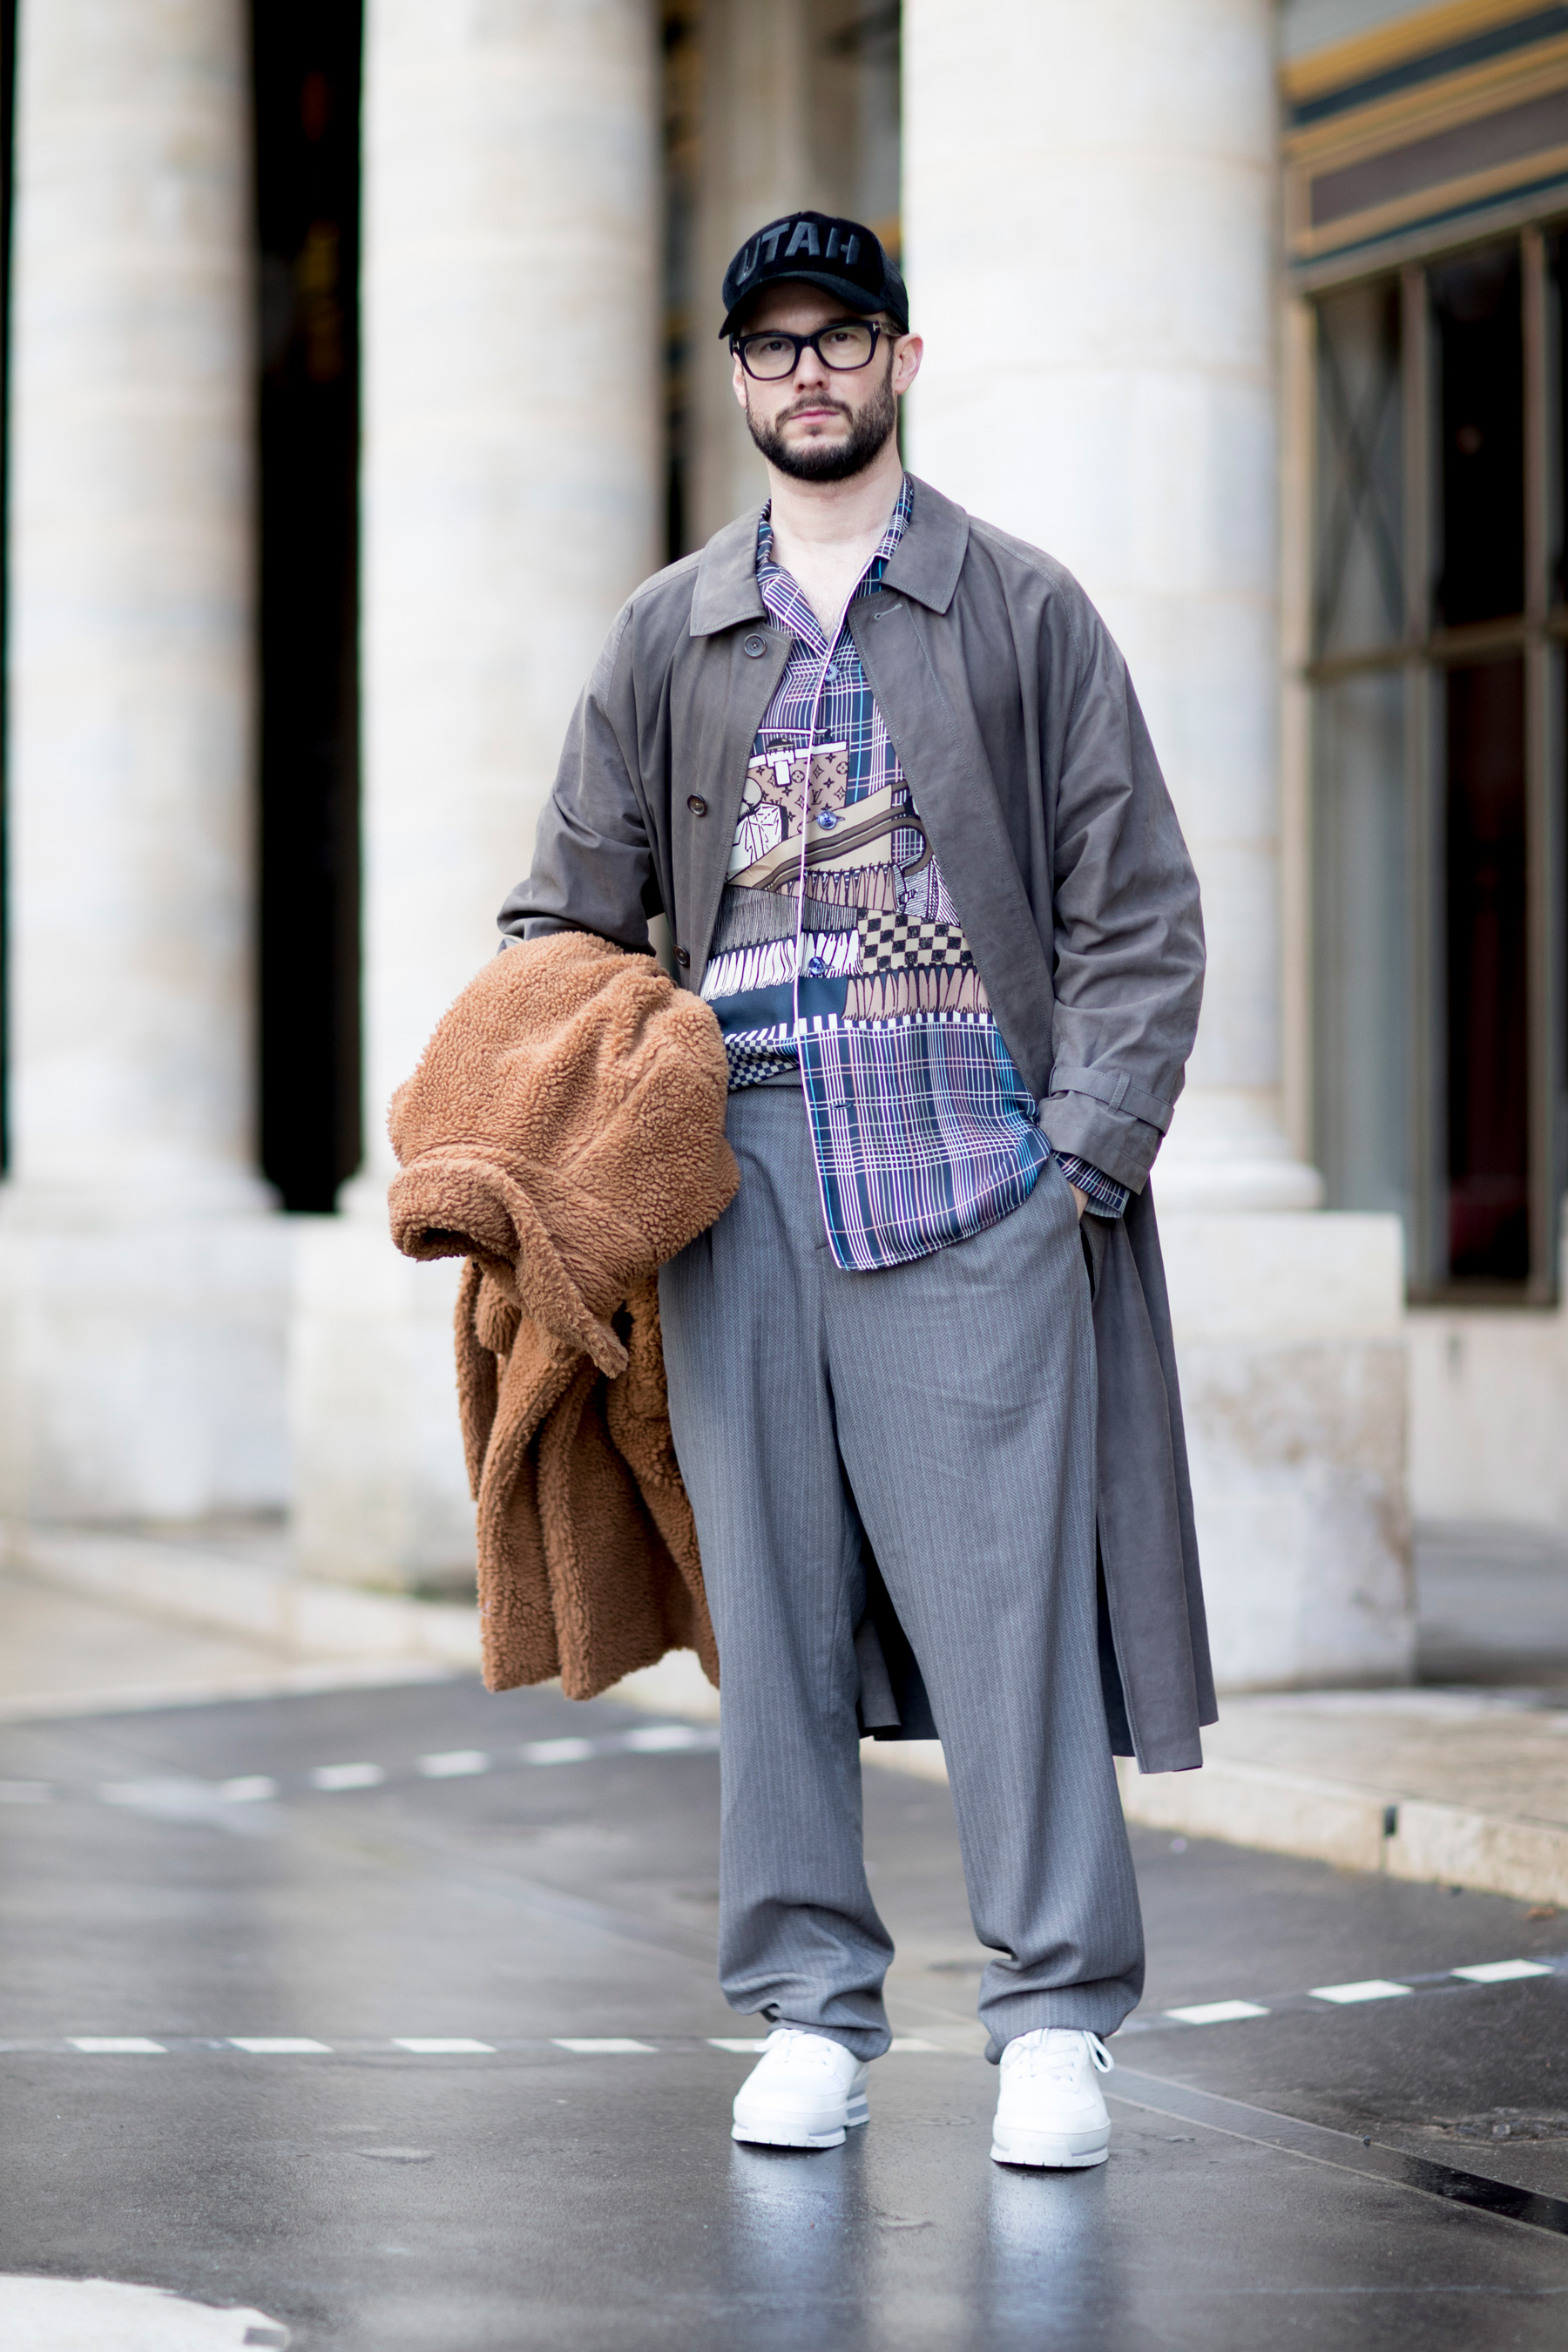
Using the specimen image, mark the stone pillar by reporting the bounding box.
[291,0,663,1588]
[0,0,288,1523]
[903,0,1412,1689]
[689,0,816,542]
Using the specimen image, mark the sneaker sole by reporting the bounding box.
[732,2094,869,2151]
[990,2128,1109,2170]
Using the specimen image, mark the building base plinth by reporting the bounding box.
[290,1207,476,1592]
[1159,1209,1412,1691]
[0,1212,291,1522]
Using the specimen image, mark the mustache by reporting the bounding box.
[774,393,855,426]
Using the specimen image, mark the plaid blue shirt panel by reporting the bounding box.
[701,477,1128,1273]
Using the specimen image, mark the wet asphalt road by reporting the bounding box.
[2,1673,1566,2350]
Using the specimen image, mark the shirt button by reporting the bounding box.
[687,794,707,815]
[742,633,767,658]
[675,946,691,968]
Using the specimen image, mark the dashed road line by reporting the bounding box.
[1163,1999,1270,2026]
[5,1968,1561,2061]
[227,2038,333,2055]
[5,2034,949,2058]
[1308,1978,1413,2005]
[1451,1957,1552,1983]
[1139,1954,1565,2036]
[0,1722,721,1811]
[310,1763,385,1791]
[393,2038,495,2054]
[552,2038,658,2053]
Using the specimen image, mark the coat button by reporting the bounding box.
[675,946,691,968]
[742,632,767,657]
[687,794,707,815]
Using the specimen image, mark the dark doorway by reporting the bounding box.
[252,4,362,1211]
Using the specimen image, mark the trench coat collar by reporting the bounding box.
[687,472,969,638]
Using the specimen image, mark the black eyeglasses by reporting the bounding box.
[732,321,886,382]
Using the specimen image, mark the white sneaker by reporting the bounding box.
[990,2028,1114,2168]
[731,2027,871,2149]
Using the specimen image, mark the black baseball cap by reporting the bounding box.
[719,211,909,340]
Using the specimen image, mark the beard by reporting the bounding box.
[745,363,897,483]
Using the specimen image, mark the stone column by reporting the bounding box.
[689,0,816,542]
[291,0,663,1587]
[0,0,287,1523]
[904,0,1412,1689]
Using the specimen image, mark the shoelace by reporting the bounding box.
[764,2028,846,2072]
[1005,2029,1115,2083]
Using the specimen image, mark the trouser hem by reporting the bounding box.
[759,2012,891,2063]
[982,1995,1139,2065]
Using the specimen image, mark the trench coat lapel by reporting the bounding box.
[846,490,1058,1101]
[676,511,790,986]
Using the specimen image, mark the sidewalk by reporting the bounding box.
[4,1517,1566,1907]
[875,1524,1568,1908]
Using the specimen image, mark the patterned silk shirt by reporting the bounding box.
[700,476,1128,1274]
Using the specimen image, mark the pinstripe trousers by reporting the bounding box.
[659,1086,1145,2063]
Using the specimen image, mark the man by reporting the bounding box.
[500,213,1212,2170]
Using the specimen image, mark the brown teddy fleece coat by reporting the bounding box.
[387,931,739,1698]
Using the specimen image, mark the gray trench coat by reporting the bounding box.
[499,476,1215,1773]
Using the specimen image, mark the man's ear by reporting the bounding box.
[731,350,749,409]
[893,333,923,396]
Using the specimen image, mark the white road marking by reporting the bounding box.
[310,1762,386,1790]
[1309,1978,1412,2004]
[520,1738,596,1765]
[622,1724,718,1753]
[15,1957,1563,2060]
[393,2038,495,2054]
[220,1776,280,1803]
[1164,2000,1271,2025]
[227,2038,333,2054]
[552,2038,657,2053]
[417,1750,490,1778]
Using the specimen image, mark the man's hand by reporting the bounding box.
[1069,1183,1088,1220]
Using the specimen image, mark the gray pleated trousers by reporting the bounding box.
[659,1087,1144,2063]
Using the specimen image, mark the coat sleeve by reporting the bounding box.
[1040,604,1206,1192]
[497,601,659,954]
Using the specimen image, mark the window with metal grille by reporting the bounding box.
[1310,228,1564,1301]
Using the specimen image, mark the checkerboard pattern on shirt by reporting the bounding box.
[857,912,973,973]
[700,477,1128,1267]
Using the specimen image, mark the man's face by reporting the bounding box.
[731,284,923,483]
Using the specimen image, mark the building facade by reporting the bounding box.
[1,0,1564,1687]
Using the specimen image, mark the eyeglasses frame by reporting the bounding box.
[730,319,889,382]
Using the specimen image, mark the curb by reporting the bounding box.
[5,1524,481,1672]
[865,1734,1568,1909]
[1113,1754,1568,1907]
[11,1524,1565,1907]
[0,1522,722,1725]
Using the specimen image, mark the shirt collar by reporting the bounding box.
[755,473,914,590]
